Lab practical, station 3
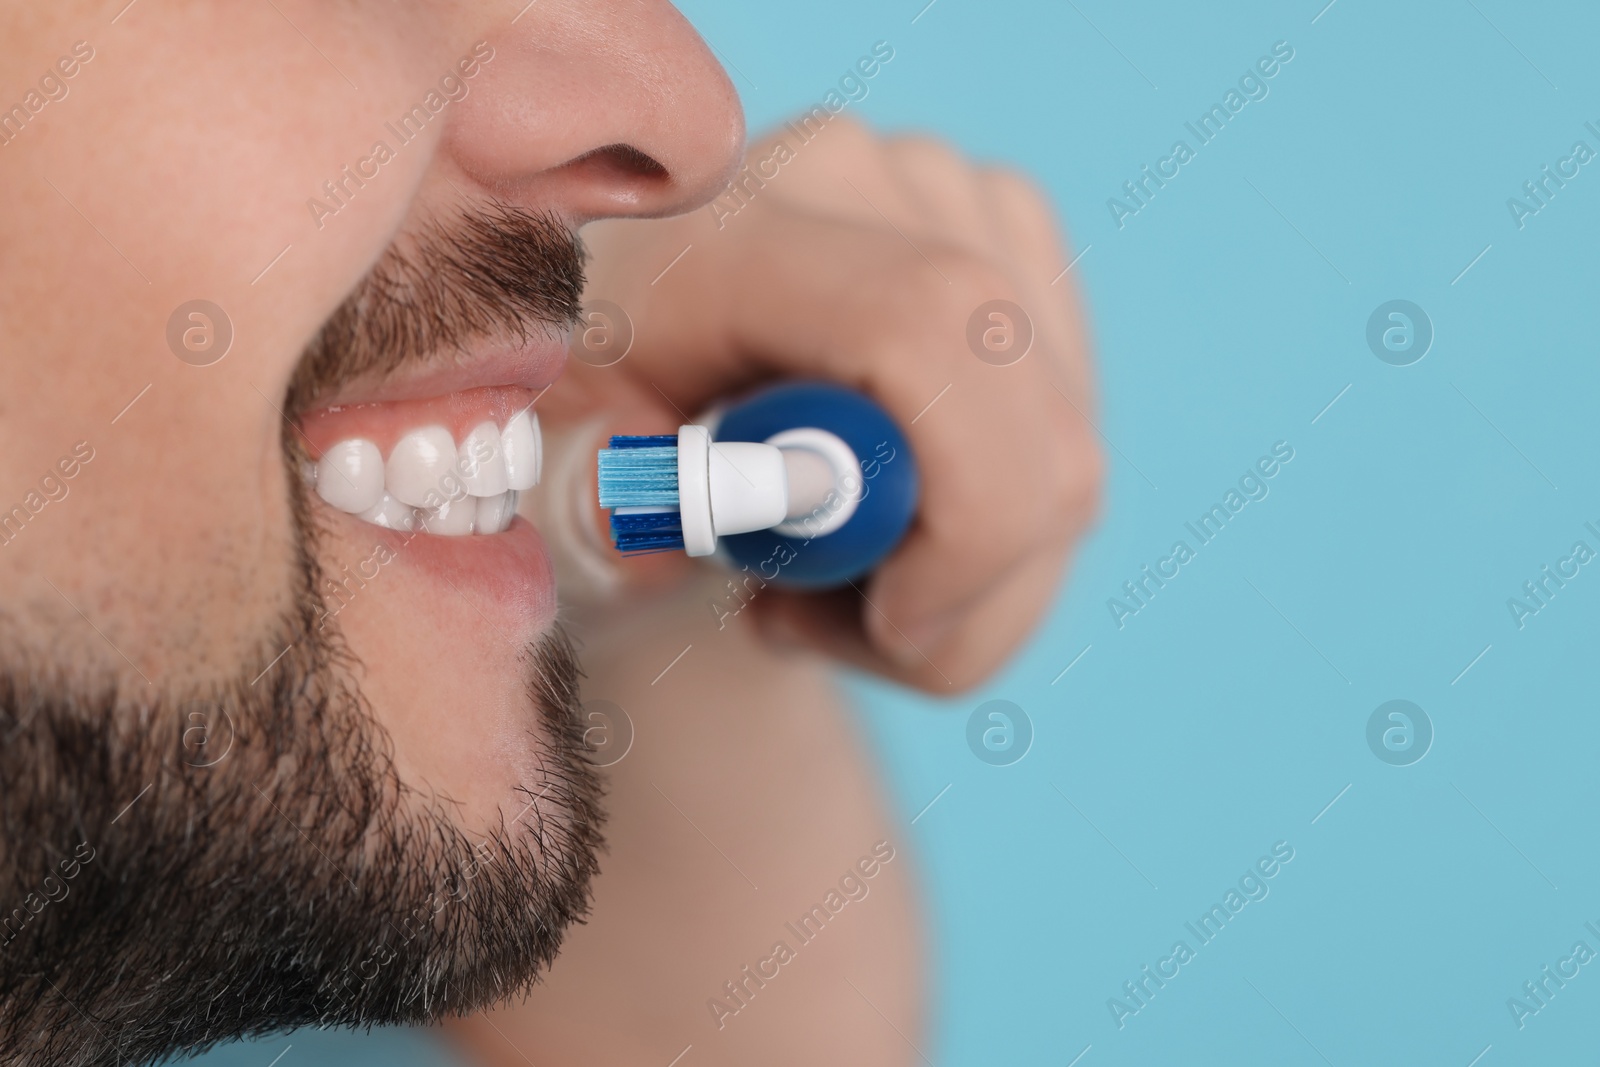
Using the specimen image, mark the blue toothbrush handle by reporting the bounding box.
[714,381,919,590]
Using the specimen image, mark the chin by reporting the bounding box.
[312,512,565,832]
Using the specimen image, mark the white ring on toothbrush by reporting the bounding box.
[677,424,716,557]
[767,428,861,539]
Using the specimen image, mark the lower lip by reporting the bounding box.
[367,516,556,629]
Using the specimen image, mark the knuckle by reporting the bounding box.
[890,134,965,175]
[868,241,975,323]
[871,252,1013,368]
[825,111,868,137]
[940,251,1018,311]
[808,112,874,158]
[1051,417,1105,524]
[982,166,1053,220]
[743,127,791,161]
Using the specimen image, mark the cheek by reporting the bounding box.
[0,8,452,680]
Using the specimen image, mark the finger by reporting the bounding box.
[639,215,1077,634]
[975,175,1102,551]
[753,542,1074,691]
[625,211,960,405]
[978,167,1068,283]
[900,543,1073,687]
[886,136,997,254]
[747,114,911,231]
[978,168,1095,403]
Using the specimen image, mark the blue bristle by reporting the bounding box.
[607,434,678,449]
[610,509,684,555]
[597,441,679,507]
[599,436,683,553]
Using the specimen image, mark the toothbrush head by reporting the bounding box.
[597,425,788,559]
[596,434,684,554]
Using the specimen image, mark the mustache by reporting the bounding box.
[287,202,586,415]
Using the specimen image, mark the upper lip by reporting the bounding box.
[310,328,572,410]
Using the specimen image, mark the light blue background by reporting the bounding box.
[207,1,1600,1063]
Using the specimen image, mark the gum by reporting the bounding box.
[298,385,538,459]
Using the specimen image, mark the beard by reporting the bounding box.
[0,205,603,1067]
[0,480,603,1067]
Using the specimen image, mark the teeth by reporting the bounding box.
[420,494,476,536]
[502,409,541,491]
[460,421,510,497]
[358,492,418,531]
[474,490,518,535]
[315,439,385,514]
[311,414,539,535]
[386,426,459,508]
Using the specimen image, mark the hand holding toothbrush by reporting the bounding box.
[556,117,1101,691]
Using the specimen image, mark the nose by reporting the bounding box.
[445,0,746,223]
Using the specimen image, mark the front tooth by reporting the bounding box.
[502,409,541,491]
[358,492,418,531]
[386,426,458,507]
[315,439,384,513]
[420,494,475,536]
[474,491,517,535]
[460,421,510,496]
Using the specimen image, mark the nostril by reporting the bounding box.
[567,142,669,180]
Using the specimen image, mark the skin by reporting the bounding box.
[448,576,924,1066]
[0,0,1096,1060]
[0,0,744,841]
[448,119,1099,1064]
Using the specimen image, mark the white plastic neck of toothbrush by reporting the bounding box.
[676,424,716,557]
[676,423,862,556]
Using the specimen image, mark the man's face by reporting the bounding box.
[0,2,741,1061]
